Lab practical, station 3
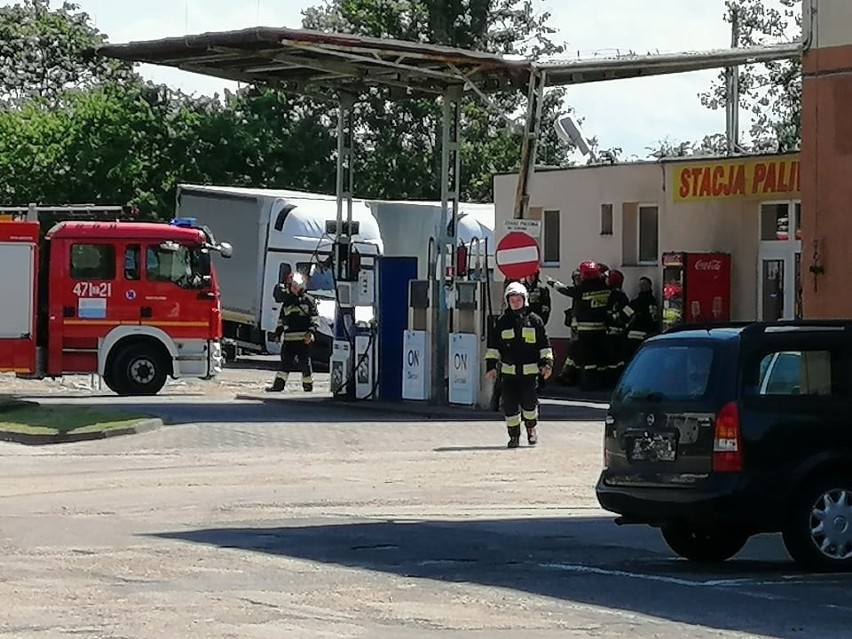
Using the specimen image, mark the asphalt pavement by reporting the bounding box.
[0,367,849,638]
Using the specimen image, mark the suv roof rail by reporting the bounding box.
[663,320,852,336]
[662,321,754,335]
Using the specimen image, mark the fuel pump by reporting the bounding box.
[449,237,493,408]
[330,230,380,401]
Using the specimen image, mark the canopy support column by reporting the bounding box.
[432,85,463,404]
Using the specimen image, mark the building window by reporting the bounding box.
[543,209,560,264]
[638,205,659,264]
[70,244,116,280]
[601,203,613,235]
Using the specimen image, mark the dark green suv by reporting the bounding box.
[596,321,852,571]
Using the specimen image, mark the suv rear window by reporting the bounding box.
[613,343,715,403]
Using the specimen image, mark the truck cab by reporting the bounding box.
[0,215,233,395]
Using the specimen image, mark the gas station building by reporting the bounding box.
[493,152,803,349]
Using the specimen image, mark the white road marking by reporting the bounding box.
[540,562,757,587]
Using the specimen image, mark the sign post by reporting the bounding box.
[495,231,541,280]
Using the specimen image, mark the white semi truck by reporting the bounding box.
[176,184,495,363]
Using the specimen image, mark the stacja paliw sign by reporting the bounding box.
[671,154,800,201]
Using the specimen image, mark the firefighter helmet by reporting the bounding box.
[286,272,308,291]
[607,269,624,288]
[579,260,601,281]
[504,281,528,305]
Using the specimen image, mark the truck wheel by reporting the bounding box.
[782,475,852,572]
[223,341,238,364]
[102,368,126,396]
[661,524,748,563]
[113,344,168,396]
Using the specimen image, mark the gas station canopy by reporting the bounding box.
[95,27,532,98]
[94,27,802,97]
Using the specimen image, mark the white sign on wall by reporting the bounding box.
[449,332,478,406]
[503,219,542,237]
[402,330,428,400]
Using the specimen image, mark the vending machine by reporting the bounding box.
[661,252,732,329]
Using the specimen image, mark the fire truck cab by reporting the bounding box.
[0,213,233,396]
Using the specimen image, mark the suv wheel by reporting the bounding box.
[661,525,749,563]
[782,476,852,571]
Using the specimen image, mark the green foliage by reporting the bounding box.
[302,0,573,202]
[0,0,578,214]
[0,0,132,106]
[699,0,802,152]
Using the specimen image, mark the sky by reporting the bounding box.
[10,0,788,160]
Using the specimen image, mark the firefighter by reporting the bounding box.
[547,270,581,386]
[485,282,554,448]
[266,272,320,393]
[624,276,661,364]
[523,269,552,325]
[604,269,630,386]
[574,260,610,390]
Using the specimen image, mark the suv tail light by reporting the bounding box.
[713,401,743,472]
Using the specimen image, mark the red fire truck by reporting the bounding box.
[0,206,233,396]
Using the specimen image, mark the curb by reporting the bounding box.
[235,393,499,421]
[0,418,164,446]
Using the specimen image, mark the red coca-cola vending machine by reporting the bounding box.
[661,252,732,329]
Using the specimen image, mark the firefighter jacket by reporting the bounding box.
[550,279,581,331]
[575,279,610,333]
[626,290,661,340]
[526,281,552,325]
[605,288,631,336]
[485,308,554,377]
[274,288,320,342]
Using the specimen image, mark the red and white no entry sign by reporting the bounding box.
[495,231,540,279]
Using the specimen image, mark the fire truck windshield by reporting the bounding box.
[146,243,211,289]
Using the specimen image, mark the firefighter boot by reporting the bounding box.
[302,374,314,393]
[526,425,538,446]
[266,372,288,392]
[507,426,521,449]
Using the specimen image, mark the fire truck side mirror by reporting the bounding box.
[218,242,233,258]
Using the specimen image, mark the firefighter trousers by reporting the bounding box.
[276,339,314,390]
[577,329,607,389]
[502,374,539,441]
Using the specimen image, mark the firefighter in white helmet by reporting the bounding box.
[485,281,554,448]
[266,272,320,393]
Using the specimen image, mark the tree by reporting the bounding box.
[301,0,574,202]
[699,0,802,152]
[0,0,133,106]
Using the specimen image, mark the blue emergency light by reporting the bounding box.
[170,217,198,228]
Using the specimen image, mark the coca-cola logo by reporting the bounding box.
[694,259,722,271]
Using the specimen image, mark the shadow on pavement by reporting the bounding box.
[149,516,850,638]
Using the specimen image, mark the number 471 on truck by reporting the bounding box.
[0,205,233,396]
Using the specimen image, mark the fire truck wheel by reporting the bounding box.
[112,343,169,396]
[102,368,127,396]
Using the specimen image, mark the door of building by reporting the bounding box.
[758,201,802,321]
